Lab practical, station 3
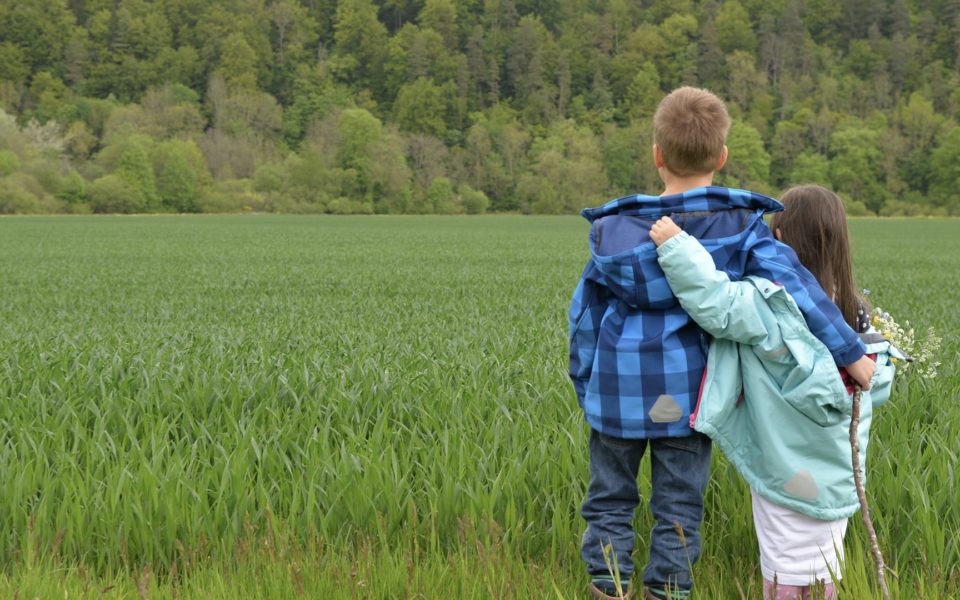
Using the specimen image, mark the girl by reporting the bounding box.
[648,185,897,600]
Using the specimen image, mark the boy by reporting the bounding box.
[568,87,875,600]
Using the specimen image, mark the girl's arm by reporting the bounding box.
[650,217,770,345]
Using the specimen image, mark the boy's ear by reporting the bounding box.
[715,145,728,171]
[653,144,665,169]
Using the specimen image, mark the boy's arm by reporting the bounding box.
[653,227,770,345]
[742,223,866,367]
[568,264,607,404]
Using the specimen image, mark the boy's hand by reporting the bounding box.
[845,354,876,390]
[650,216,682,247]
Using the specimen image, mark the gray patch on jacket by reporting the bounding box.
[649,395,683,423]
[784,469,819,500]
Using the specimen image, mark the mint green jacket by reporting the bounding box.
[657,232,897,521]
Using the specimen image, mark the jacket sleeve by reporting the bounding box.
[862,333,897,408]
[656,232,770,345]
[742,224,866,367]
[568,263,606,405]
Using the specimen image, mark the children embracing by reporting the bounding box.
[569,87,897,600]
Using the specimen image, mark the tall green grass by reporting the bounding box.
[0,215,956,598]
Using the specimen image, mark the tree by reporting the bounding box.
[268,0,317,66]
[88,174,145,213]
[0,150,20,177]
[0,42,31,88]
[623,62,660,121]
[770,119,807,186]
[116,137,159,210]
[829,122,888,213]
[153,139,210,212]
[459,184,490,214]
[726,51,765,113]
[419,0,458,50]
[516,119,607,213]
[0,0,77,73]
[218,33,259,91]
[311,108,411,212]
[656,14,698,89]
[788,151,831,187]
[929,125,960,213]
[720,120,770,191]
[427,176,460,213]
[281,63,352,146]
[716,0,756,54]
[333,0,389,95]
[394,77,452,137]
[698,19,726,90]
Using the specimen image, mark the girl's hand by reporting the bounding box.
[650,216,682,246]
[845,354,876,391]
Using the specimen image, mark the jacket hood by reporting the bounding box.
[580,186,783,222]
[581,187,782,309]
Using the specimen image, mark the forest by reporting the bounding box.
[1,0,959,215]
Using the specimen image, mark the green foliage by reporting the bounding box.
[218,33,259,91]
[624,62,661,121]
[0,42,30,84]
[458,184,490,214]
[55,170,86,205]
[829,121,889,213]
[333,0,389,94]
[517,120,607,214]
[1,0,959,214]
[394,78,452,137]
[0,174,43,214]
[715,0,756,55]
[152,139,210,212]
[281,64,352,146]
[788,151,831,187]
[87,174,146,213]
[116,138,160,210]
[720,120,771,192]
[0,150,20,177]
[929,126,960,212]
[427,176,460,214]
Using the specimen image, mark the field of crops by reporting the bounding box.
[0,215,956,599]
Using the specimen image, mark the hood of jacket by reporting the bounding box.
[581,187,783,309]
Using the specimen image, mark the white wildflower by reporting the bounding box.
[870,307,941,379]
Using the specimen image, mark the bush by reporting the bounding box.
[56,170,86,204]
[0,184,41,214]
[0,149,20,176]
[428,177,460,214]
[459,184,490,215]
[327,197,374,214]
[837,192,871,216]
[88,174,146,213]
[197,179,268,213]
[153,140,209,213]
[253,163,288,193]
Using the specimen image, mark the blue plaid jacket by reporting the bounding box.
[568,187,866,439]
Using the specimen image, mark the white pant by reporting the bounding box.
[752,490,848,586]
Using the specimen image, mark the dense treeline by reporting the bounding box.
[1,0,958,215]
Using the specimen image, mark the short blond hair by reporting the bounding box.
[653,87,730,177]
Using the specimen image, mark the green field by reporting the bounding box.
[0,215,956,599]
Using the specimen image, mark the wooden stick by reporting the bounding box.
[850,385,891,600]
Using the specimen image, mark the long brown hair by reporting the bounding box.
[770,185,866,329]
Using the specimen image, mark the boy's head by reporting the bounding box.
[653,87,730,177]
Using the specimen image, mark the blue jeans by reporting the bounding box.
[581,428,712,594]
